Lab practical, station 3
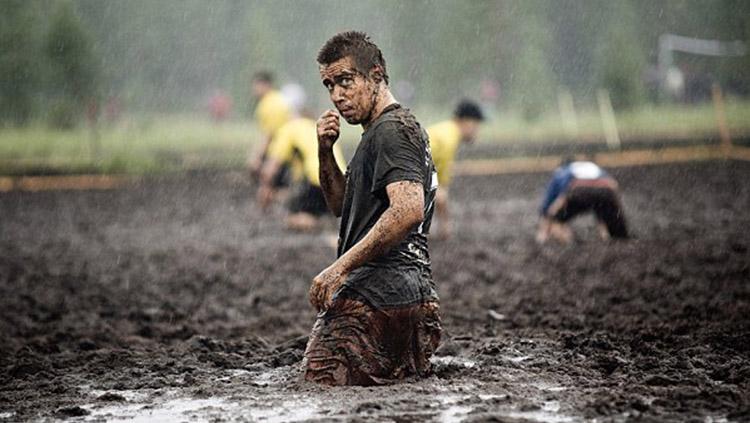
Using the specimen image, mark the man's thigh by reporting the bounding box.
[303,298,441,386]
[552,189,591,222]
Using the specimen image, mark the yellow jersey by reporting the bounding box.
[255,90,291,138]
[267,118,346,187]
[427,120,461,186]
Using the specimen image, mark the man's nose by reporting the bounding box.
[331,85,345,103]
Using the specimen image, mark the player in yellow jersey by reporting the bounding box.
[257,112,347,231]
[427,100,484,239]
[248,71,292,181]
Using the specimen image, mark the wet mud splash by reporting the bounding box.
[1,162,749,421]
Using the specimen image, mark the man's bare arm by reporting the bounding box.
[256,158,281,210]
[317,110,346,216]
[249,134,274,177]
[310,180,424,309]
[338,180,424,270]
[318,148,346,216]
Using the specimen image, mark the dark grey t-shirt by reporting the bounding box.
[335,104,439,309]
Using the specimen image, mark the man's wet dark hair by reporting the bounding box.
[317,31,389,85]
[454,100,484,121]
[253,71,274,84]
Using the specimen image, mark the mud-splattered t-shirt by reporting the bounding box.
[335,104,439,309]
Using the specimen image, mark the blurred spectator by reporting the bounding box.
[280,82,307,116]
[248,71,292,181]
[86,97,99,125]
[208,90,232,122]
[104,96,122,124]
[479,78,501,118]
[683,67,714,104]
[664,66,685,101]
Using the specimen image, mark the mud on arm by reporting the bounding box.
[337,180,424,272]
[317,110,346,216]
[318,147,346,216]
[310,180,425,310]
[257,158,281,210]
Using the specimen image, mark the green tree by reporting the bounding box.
[508,3,557,120]
[0,0,41,125]
[594,3,646,110]
[45,1,98,128]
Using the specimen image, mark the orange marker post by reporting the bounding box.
[711,83,731,158]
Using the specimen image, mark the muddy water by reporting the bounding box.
[1,162,749,421]
[76,354,580,422]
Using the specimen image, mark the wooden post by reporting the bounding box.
[557,87,579,140]
[711,83,732,157]
[597,89,621,150]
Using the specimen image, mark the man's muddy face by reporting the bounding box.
[319,56,379,125]
[458,119,481,144]
[252,80,270,99]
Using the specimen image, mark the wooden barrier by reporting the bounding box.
[1,145,749,192]
[0,175,134,192]
[454,144,746,177]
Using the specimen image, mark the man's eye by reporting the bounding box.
[324,82,334,92]
[340,77,353,87]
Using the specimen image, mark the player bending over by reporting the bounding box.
[537,158,629,244]
[257,112,346,231]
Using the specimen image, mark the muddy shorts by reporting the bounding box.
[288,181,329,216]
[303,298,442,386]
[553,185,628,238]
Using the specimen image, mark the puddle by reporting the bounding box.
[74,365,578,423]
[84,396,237,423]
[246,398,323,422]
[437,395,473,422]
[533,382,567,392]
[478,394,504,401]
[435,394,576,423]
[0,412,15,420]
[431,356,476,368]
[253,369,279,386]
[439,404,473,422]
[88,388,150,402]
[82,390,324,423]
[224,369,252,378]
[506,401,575,423]
[508,355,532,363]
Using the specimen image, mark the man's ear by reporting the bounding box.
[370,65,384,83]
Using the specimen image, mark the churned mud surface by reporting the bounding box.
[1,161,749,422]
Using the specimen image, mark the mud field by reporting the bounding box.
[1,160,749,422]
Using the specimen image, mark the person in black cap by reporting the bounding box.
[426,100,485,239]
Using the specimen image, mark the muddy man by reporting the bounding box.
[303,31,442,386]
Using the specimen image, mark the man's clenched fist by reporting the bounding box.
[317,109,340,150]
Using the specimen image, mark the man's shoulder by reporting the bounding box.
[369,107,425,145]
[428,119,453,132]
[260,91,288,110]
[427,120,457,145]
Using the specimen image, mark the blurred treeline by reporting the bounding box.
[2,0,749,127]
